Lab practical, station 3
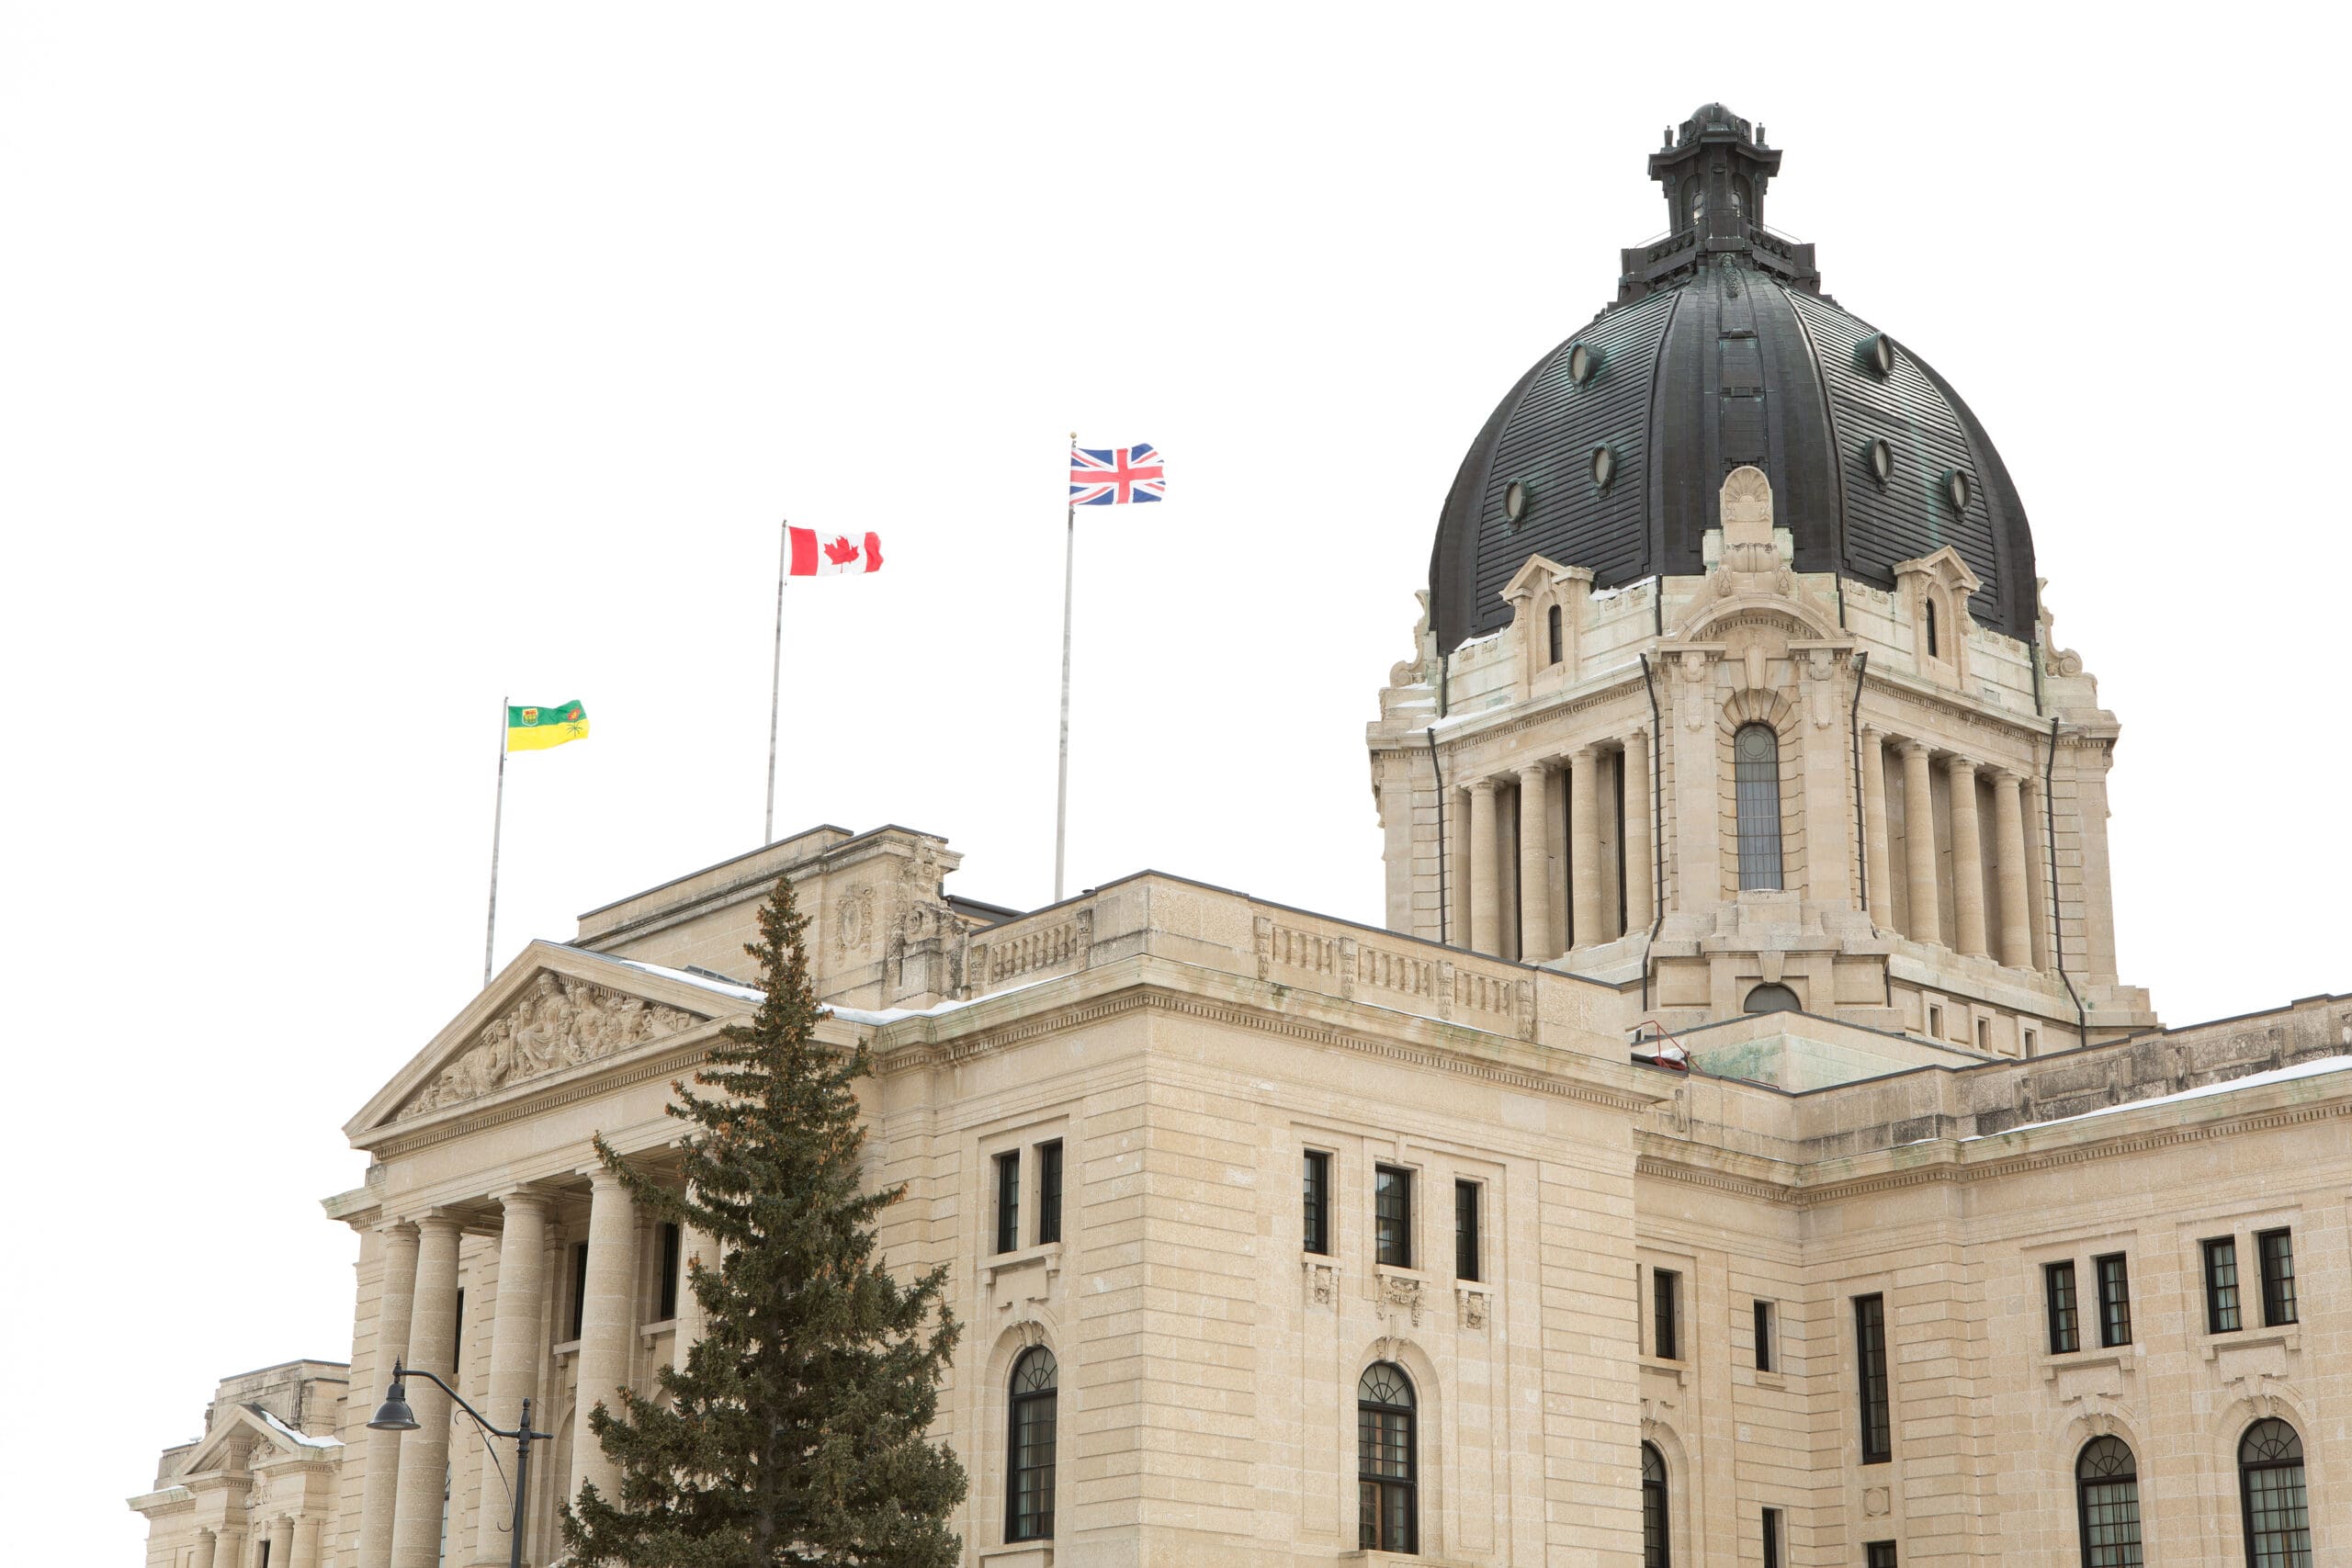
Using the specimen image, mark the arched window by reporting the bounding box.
[1641,1441,1670,1567]
[1743,983,1800,1014]
[2239,1419,2311,1568]
[1925,593,1940,659]
[1357,1362,1416,1553]
[1547,604,1564,666]
[2075,1437,2143,1567]
[1005,1347,1057,1542]
[1733,724,1783,890]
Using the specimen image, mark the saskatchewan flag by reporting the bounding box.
[507,700,590,751]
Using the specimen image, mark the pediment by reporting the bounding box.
[180,1406,333,1478]
[1893,545,1983,595]
[350,942,752,1136]
[1500,553,1590,605]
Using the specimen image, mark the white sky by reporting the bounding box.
[6,6,2346,1557]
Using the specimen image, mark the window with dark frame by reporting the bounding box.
[659,1222,682,1321]
[1454,1180,1481,1281]
[1866,1541,1898,1568]
[2257,1228,2298,1326]
[1548,604,1564,665]
[1357,1362,1417,1552]
[1762,1506,1782,1568]
[1754,1300,1774,1372]
[1005,1346,1057,1542]
[2203,1236,2242,1334]
[1374,1165,1412,1269]
[569,1241,590,1340]
[2075,1436,2143,1568]
[2238,1418,2311,1568]
[1036,1140,1064,1247]
[1303,1150,1332,1256]
[994,1151,1021,1255]
[1855,1293,1892,1463]
[2045,1260,2080,1353]
[2094,1254,2132,1348]
[1652,1269,1680,1361]
[1640,1441,1670,1568]
[1733,723,1784,890]
[454,1286,465,1348]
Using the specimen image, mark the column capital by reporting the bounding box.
[373,1218,419,1241]
[1515,760,1551,784]
[1466,775,1498,798]
[490,1185,556,1214]
[1571,741,1600,762]
[1860,724,1883,745]
[1894,738,1931,760]
[1944,753,1979,780]
[405,1209,464,1235]
[1988,765,2028,787]
[583,1163,633,1189]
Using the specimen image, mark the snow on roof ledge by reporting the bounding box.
[258,1409,343,1450]
[1967,1055,2352,1142]
[609,956,765,1004]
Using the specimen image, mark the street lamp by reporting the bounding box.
[368,1359,550,1568]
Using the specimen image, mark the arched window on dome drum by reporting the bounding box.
[1005,1347,1057,1542]
[1925,594,1940,659]
[1547,604,1563,666]
[2239,1419,2311,1568]
[1641,1441,1670,1567]
[1357,1362,1416,1553]
[1744,983,1800,1015]
[2075,1437,2143,1568]
[1681,177,1703,231]
[1733,724,1783,890]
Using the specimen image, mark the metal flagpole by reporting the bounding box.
[764,519,787,845]
[484,694,508,987]
[1054,435,1077,902]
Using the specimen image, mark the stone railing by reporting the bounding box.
[968,905,1093,989]
[1255,914,1534,1041]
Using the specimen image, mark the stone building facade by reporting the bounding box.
[140,107,2345,1567]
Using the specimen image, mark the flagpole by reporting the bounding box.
[484,694,507,988]
[1054,434,1077,902]
[765,519,787,845]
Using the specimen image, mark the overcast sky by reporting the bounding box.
[6,5,2346,1557]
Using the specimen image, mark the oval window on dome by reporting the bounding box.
[1945,469,1973,512]
[1503,479,1530,526]
[1589,445,1618,491]
[1567,343,1600,386]
[1863,438,1894,487]
[1858,333,1897,378]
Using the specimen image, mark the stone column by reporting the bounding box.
[216,1527,245,1568]
[673,1212,713,1374]
[357,1221,420,1568]
[390,1213,462,1568]
[474,1190,550,1565]
[289,1516,323,1568]
[569,1169,640,1508]
[1568,746,1602,950]
[1898,742,1941,946]
[2024,775,2052,972]
[193,1529,219,1568]
[1946,756,1989,957]
[268,1516,294,1568]
[1992,771,2033,968]
[1623,731,1654,931]
[1516,762,1554,962]
[1467,779,1500,955]
[1860,728,1891,927]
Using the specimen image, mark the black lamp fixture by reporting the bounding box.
[368,1359,549,1568]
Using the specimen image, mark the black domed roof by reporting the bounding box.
[1429,111,2036,654]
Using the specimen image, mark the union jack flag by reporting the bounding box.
[1069,443,1166,505]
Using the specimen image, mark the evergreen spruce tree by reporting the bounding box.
[564,874,967,1566]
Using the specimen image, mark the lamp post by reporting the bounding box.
[367,1359,551,1568]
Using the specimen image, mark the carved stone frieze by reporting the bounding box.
[1377,1271,1427,1327]
[400,972,705,1119]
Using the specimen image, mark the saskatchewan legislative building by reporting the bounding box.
[134,107,2345,1568]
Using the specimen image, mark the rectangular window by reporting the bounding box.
[1855,1293,1892,1463]
[1303,1150,1332,1256]
[1374,1165,1412,1269]
[2094,1254,2132,1348]
[1454,1180,1481,1281]
[1652,1269,1680,1361]
[1036,1140,1064,1246]
[659,1223,682,1321]
[2257,1228,2298,1325]
[1928,1003,1944,1038]
[2023,1027,2039,1055]
[1754,1300,1775,1372]
[1762,1507,1782,1568]
[2044,1260,2079,1353]
[569,1241,590,1340]
[2203,1236,2241,1333]
[994,1151,1021,1255]
[453,1286,465,1348]
[1865,1543,1898,1568]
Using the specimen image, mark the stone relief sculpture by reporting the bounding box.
[401,972,703,1118]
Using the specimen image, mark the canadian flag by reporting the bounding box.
[787,527,884,576]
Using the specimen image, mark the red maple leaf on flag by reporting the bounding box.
[823,535,861,565]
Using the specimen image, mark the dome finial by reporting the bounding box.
[1623,107,1815,301]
